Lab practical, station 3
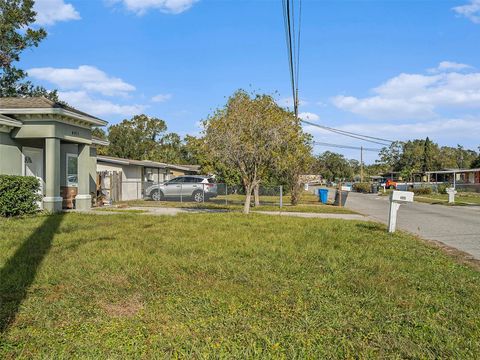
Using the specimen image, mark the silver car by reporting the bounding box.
[145,175,218,202]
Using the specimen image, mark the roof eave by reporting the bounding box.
[0,107,108,126]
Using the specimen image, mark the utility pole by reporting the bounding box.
[360,146,364,182]
[294,89,299,118]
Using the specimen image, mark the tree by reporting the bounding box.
[377,141,403,171]
[313,151,353,182]
[274,127,312,206]
[92,128,108,155]
[183,135,242,185]
[422,137,434,172]
[203,90,308,214]
[0,0,57,99]
[107,115,167,160]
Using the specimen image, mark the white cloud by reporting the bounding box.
[28,65,135,96]
[151,93,172,102]
[34,0,81,25]
[298,112,320,122]
[453,0,480,24]
[332,62,480,120]
[59,91,146,117]
[110,0,199,15]
[429,61,474,73]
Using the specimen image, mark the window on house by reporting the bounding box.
[66,153,78,187]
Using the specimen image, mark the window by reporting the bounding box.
[168,177,183,183]
[66,153,78,187]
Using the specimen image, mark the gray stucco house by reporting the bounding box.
[0,97,108,212]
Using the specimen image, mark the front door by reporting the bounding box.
[23,147,44,209]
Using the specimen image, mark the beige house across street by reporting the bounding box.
[0,97,108,212]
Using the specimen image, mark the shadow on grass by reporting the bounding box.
[0,214,63,333]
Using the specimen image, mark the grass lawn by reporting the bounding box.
[414,193,480,206]
[377,189,480,206]
[1,213,480,357]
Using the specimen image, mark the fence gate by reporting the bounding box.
[110,171,123,202]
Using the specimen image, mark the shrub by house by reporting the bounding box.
[0,175,41,217]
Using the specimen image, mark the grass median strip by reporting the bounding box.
[1,213,479,358]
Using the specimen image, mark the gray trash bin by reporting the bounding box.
[334,190,349,206]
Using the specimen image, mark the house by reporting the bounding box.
[425,168,480,191]
[0,97,108,212]
[96,155,199,201]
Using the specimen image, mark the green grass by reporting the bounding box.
[377,189,480,206]
[415,193,480,206]
[1,213,480,358]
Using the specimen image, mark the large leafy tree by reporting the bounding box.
[313,151,353,182]
[203,90,311,213]
[0,0,57,99]
[106,114,194,164]
[376,139,478,176]
[107,115,168,160]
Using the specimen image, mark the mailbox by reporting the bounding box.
[446,187,457,203]
[390,190,414,203]
[388,190,414,233]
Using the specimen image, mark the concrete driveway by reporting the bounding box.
[345,192,480,260]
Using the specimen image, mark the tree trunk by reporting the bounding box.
[290,185,300,206]
[290,175,301,206]
[243,185,253,214]
[253,183,260,207]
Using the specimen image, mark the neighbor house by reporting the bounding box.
[96,155,199,201]
[0,97,108,211]
[425,168,480,191]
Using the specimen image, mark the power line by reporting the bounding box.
[301,119,393,146]
[281,1,396,148]
[282,0,301,117]
[313,141,382,152]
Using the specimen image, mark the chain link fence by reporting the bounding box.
[99,179,284,207]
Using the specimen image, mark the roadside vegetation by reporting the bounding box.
[1,213,479,358]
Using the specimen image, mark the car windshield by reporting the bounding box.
[207,178,216,183]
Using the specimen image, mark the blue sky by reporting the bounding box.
[22,0,480,163]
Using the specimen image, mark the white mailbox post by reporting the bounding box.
[446,187,457,204]
[388,190,414,233]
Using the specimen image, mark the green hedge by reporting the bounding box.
[413,187,432,196]
[353,182,371,193]
[0,175,41,217]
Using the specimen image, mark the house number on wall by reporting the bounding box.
[71,131,80,136]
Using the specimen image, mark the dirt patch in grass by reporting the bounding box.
[100,294,144,318]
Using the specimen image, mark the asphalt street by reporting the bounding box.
[345,192,480,260]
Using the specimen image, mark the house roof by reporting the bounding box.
[0,97,108,126]
[91,136,110,146]
[97,155,199,173]
[425,168,480,175]
[0,114,23,128]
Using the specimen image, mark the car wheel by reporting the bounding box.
[151,190,163,201]
[193,191,204,203]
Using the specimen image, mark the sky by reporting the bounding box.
[20,0,480,163]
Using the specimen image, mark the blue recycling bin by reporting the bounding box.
[318,188,329,204]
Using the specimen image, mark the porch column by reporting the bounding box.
[75,144,92,210]
[44,137,62,212]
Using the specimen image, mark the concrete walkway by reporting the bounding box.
[345,192,480,260]
[84,206,366,220]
